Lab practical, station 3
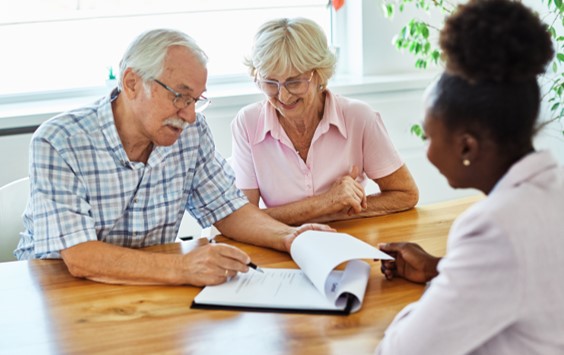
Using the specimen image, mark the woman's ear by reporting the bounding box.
[458,133,479,165]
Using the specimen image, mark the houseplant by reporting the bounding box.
[381,0,564,138]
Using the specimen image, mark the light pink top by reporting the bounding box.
[231,91,403,207]
[376,151,564,355]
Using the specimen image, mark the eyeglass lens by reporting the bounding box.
[155,79,210,113]
[258,79,310,96]
[172,94,210,113]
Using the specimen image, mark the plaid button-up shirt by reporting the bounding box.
[16,89,247,259]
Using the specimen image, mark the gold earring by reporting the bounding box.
[463,159,471,166]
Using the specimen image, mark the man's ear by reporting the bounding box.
[121,68,141,99]
[458,132,480,163]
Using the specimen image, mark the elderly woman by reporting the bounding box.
[377,0,564,353]
[231,17,419,225]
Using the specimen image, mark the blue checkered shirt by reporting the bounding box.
[15,90,247,259]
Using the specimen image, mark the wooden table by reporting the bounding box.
[0,196,481,354]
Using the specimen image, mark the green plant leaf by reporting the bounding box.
[415,59,427,69]
[419,23,429,39]
[431,50,441,63]
[399,26,407,39]
[394,37,404,49]
[410,123,423,137]
[383,3,395,18]
[409,20,417,36]
[558,53,564,62]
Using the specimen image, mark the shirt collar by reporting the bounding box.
[99,89,129,166]
[318,91,348,139]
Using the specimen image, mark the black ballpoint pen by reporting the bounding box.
[208,236,264,273]
[248,261,265,273]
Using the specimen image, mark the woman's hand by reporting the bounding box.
[378,242,441,284]
[324,165,367,215]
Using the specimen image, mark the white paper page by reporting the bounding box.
[291,231,393,297]
[194,268,348,311]
[329,260,371,313]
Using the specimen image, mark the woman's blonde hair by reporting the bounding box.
[245,18,336,89]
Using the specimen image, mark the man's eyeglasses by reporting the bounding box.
[153,79,210,113]
[256,72,314,97]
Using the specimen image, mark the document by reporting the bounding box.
[191,231,393,315]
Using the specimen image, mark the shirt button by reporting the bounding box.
[133,198,138,203]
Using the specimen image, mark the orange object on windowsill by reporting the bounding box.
[332,0,345,11]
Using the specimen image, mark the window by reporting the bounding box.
[0,0,330,96]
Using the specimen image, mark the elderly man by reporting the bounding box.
[15,29,330,286]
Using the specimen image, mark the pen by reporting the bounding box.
[208,236,264,273]
[247,261,265,274]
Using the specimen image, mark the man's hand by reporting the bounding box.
[378,242,441,284]
[282,223,336,252]
[180,242,251,286]
[61,240,252,286]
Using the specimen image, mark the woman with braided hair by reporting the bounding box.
[376,0,564,354]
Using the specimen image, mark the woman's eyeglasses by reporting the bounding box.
[255,72,314,97]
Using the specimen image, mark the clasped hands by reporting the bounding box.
[324,165,368,216]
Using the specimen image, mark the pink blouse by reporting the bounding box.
[230,91,403,207]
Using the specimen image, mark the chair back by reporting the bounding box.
[0,177,29,262]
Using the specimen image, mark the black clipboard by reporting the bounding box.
[190,292,355,316]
